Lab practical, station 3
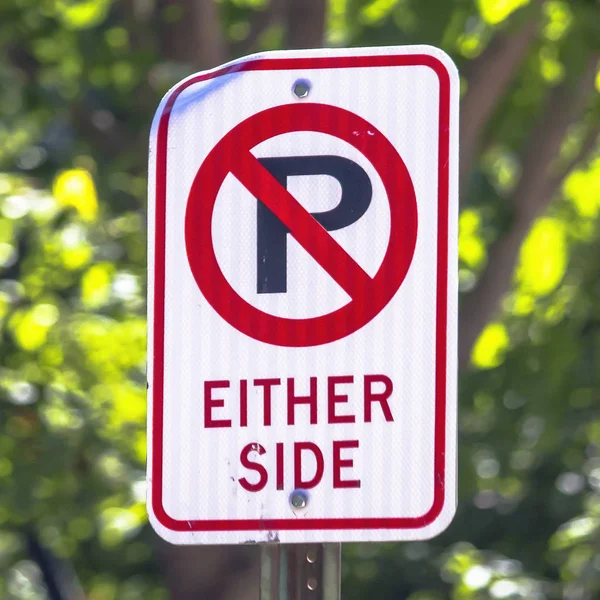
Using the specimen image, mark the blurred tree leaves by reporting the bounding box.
[0,0,598,599]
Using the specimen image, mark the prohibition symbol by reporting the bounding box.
[185,103,418,347]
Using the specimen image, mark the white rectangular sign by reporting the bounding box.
[147,45,459,544]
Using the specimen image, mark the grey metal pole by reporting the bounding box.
[260,544,341,600]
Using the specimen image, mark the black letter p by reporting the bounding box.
[256,155,372,294]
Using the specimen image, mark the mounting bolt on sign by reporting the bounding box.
[147,46,459,550]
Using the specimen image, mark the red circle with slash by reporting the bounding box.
[185,103,418,347]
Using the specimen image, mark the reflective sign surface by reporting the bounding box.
[147,45,459,544]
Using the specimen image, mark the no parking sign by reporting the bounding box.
[147,45,459,545]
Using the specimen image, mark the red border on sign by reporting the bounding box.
[151,52,452,533]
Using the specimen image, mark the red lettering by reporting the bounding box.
[240,380,248,427]
[204,380,231,428]
[287,377,317,425]
[239,443,268,492]
[327,375,355,424]
[294,442,324,489]
[276,442,284,490]
[364,375,394,422]
[254,378,280,426]
[333,440,360,488]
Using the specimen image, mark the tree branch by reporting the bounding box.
[284,0,327,49]
[26,531,84,600]
[460,9,542,189]
[231,0,286,58]
[549,122,600,190]
[159,0,227,69]
[459,54,600,369]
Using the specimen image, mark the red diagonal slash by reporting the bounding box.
[231,151,372,299]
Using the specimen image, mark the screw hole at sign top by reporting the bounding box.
[293,79,311,99]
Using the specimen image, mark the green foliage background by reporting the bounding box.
[0,0,599,599]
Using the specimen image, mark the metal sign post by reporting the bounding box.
[260,544,341,600]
